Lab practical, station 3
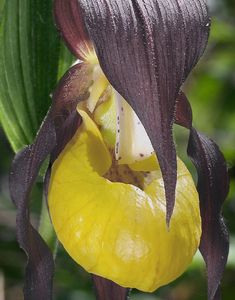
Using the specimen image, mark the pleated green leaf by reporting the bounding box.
[0,0,74,152]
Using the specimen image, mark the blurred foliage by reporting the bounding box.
[0,0,235,299]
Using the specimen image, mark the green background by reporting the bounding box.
[0,0,234,299]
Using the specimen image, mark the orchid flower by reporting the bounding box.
[9,1,229,300]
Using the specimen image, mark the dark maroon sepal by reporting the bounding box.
[54,0,93,60]
[9,111,56,300]
[93,275,130,300]
[77,0,210,223]
[175,93,229,300]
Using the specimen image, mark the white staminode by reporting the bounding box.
[114,91,154,165]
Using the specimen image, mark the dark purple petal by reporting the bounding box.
[175,94,229,300]
[9,111,56,300]
[93,275,130,300]
[75,0,210,222]
[188,128,229,300]
[9,62,92,299]
[54,0,93,60]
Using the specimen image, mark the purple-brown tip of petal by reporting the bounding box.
[156,148,177,227]
[93,275,130,300]
[175,91,192,129]
[54,0,93,61]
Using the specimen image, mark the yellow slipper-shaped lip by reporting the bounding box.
[48,109,201,292]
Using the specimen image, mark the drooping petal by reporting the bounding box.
[54,0,93,60]
[175,94,229,300]
[48,109,201,293]
[188,129,229,300]
[9,111,56,300]
[9,62,92,300]
[73,0,210,222]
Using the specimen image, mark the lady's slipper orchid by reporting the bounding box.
[9,1,229,300]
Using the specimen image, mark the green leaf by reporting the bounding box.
[0,0,74,152]
[0,0,5,21]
